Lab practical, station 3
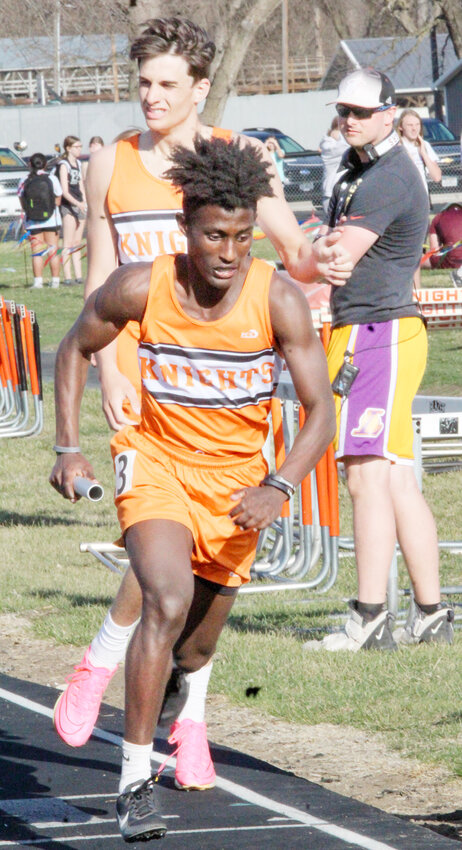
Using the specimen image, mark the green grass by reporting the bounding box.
[1,389,461,772]
[0,241,87,350]
[1,238,461,779]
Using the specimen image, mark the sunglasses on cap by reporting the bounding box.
[336,103,392,119]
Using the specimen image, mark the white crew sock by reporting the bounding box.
[51,277,60,288]
[88,611,138,670]
[32,277,43,288]
[176,661,213,724]
[119,740,153,794]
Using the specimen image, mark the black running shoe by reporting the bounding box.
[158,667,188,725]
[116,777,167,843]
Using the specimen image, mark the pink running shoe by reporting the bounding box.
[53,647,117,747]
[169,719,216,791]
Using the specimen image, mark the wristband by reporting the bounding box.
[261,473,295,500]
[53,445,81,454]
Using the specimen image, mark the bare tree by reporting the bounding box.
[125,0,164,96]
[438,0,462,56]
[3,0,460,115]
[202,0,283,123]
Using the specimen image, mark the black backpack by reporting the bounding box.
[22,173,56,222]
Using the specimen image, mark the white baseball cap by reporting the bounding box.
[330,68,395,108]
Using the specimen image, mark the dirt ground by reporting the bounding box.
[1,612,461,843]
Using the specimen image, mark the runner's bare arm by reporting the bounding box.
[84,144,119,299]
[84,144,141,428]
[237,134,353,285]
[50,263,151,502]
[323,224,379,285]
[229,273,336,530]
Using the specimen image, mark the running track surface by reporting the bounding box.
[0,674,456,849]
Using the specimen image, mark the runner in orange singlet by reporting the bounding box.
[50,135,335,843]
[107,126,232,396]
[54,17,351,783]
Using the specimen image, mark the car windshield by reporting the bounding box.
[0,148,26,167]
[243,130,307,154]
[422,120,456,143]
[275,135,306,154]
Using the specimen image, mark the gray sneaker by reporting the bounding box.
[116,777,167,843]
[303,600,397,652]
[393,602,454,645]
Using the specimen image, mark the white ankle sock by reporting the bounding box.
[88,611,138,670]
[176,662,213,724]
[33,277,43,288]
[51,277,60,288]
[119,740,153,794]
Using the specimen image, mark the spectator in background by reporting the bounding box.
[82,136,105,181]
[89,135,104,153]
[19,152,62,289]
[264,135,286,184]
[422,202,462,286]
[396,110,441,289]
[319,116,349,217]
[57,135,87,286]
[396,109,441,191]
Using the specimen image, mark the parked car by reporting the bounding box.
[241,128,323,208]
[421,118,462,203]
[0,146,28,224]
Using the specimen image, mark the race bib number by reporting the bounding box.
[114,450,136,497]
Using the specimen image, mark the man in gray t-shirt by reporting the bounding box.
[305,68,454,653]
[328,141,428,327]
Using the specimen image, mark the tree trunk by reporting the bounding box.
[202,0,281,125]
[438,0,462,57]
[316,0,355,40]
[313,2,325,73]
[126,0,163,99]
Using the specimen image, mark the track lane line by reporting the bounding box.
[0,686,400,850]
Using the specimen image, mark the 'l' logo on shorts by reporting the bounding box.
[351,407,385,438]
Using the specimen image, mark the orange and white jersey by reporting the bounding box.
[107,128,233,265]
[107,137,184,264]
[106,129,233,399]
[138,254,281,458]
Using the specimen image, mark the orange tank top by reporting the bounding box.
[138,255,280,458]
[107,128,233,264]
[106,129,233,398]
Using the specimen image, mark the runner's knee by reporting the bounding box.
[141,586,192,642]
[175,638,216,672]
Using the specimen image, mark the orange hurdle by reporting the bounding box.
[0,296,43,437]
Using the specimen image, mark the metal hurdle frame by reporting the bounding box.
[79,369,342,597]
[78,289,462,619]
[0,296,43,438]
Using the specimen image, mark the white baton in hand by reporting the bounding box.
[73,476,104,502]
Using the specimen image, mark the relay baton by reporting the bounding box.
[73,476,104,502]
